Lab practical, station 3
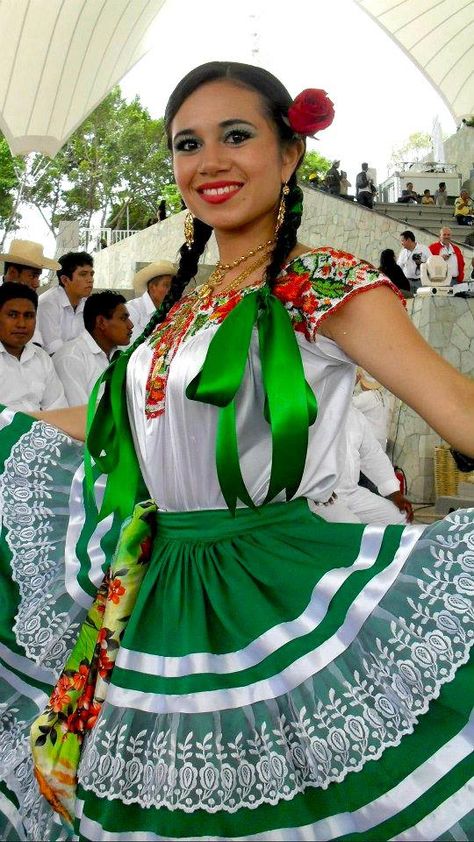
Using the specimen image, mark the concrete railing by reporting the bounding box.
[79,227,139,253]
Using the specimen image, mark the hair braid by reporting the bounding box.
[264,175,304,289]
[124,215,213,357]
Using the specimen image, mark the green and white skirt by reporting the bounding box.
[0,410,473,840]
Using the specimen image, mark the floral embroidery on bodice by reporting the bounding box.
[144,247,401,418]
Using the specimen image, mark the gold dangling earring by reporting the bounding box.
[184,211,194,249]
[275,183,290,234]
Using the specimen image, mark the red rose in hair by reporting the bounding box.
[287,89,334,136]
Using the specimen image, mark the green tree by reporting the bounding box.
[298,150,331,184]
[0,135,25,247]
[25,88,178,237]
[390,132,432,167]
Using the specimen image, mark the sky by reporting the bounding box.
[12,0,457,250]
[120,0,457,186]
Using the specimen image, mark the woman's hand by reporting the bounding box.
[320,285,474,457]
[30,405,88,442]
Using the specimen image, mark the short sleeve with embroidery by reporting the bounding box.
[272,247,405,342]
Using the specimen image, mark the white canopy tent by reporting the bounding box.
[0,0,167,157]
[355,0,474,123]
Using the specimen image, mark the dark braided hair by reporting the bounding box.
[125,217,213,355]
[265,175,304,290]
[164,61,306,297]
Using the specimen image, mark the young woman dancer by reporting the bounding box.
[0,62,473,841]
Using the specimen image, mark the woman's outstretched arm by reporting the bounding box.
[320,286,474,457]
[30,405,88,442]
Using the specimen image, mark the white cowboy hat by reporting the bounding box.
[133,260,177,295]
[0,239,60,271]
[357,369,382,390]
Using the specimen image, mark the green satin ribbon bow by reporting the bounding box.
[186,287,318,513]
[85,351,144,521]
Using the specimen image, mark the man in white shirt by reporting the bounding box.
[128,260,177,343]
[0,283,67,411]
[396,231,430,293]
[0,239,61,346]
[37,251,94,354]
[0,239,60,292]
[352,370,392,449]
[428,227,465,284]
[312,406,413,525]
[53,291,133,405]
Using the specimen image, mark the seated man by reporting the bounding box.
[421,189,435,205]
[397,182,419,204]
[453,190,474,225]
[127,260,176,343]
[0,283,67,411]
[352,370,392,449]
[311,406,413,525]
[37,251,94,354]
[0,239,60,290]
[53,291,133,406]
[0,239,61,346]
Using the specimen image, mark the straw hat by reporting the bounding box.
[133,260,177,295]
[0,239,60,271]
[357,369,382,390]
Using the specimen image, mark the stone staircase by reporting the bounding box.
[374,202,473,245]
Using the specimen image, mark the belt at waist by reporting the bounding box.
[152,497,310,541]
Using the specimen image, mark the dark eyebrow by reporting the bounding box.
[173,119,257,142]
[219,119,257,129]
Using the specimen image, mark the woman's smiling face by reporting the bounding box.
[171,80,301,238]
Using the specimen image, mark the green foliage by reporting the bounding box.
[0,136,24,233]
[25,88,179,235]
[105,183,182,231]
[298,150,331,183]
[390,132,432,166]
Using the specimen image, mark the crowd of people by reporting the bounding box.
[397,181,474,224]
[374,225,472,295]
[309,165,474,228]
[311,160,376,209]
[0,59,472,842]
[0,240,177,410]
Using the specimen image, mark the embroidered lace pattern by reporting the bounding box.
[0,706,58,840]
[144,248,398,418]
[78,509,474,814]
[1,422,81,672]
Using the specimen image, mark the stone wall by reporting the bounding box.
[389,297,474,503]
[443,124,474,187]
[89,185,473,289]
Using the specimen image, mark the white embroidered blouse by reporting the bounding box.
[126,248,401,511]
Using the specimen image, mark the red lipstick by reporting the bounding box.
[197,181,242,204]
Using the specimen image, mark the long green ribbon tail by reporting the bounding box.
[85,352,144,521]
[186,288,317,513]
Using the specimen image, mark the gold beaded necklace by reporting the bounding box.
[198,249,271,299]
[208,238,275,286]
